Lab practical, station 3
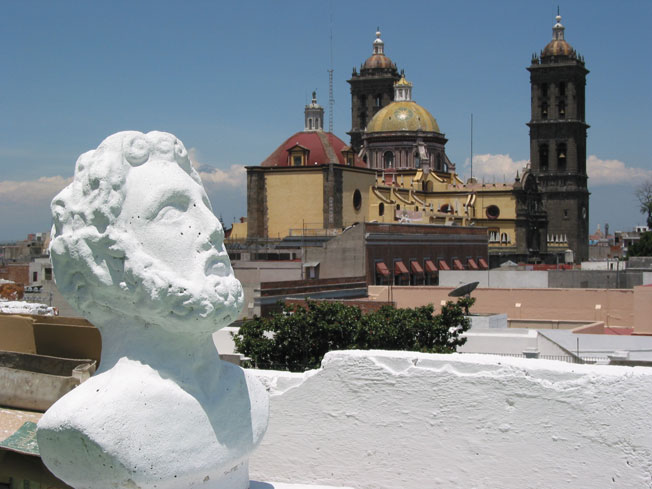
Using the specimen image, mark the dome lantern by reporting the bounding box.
[394,75,413,102]
[373,28,384,56]
[304,90,324,132]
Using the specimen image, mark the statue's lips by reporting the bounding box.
[204,251,229,277]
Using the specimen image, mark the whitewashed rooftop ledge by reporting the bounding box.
[251,350,652,489]
[37,131,268,489]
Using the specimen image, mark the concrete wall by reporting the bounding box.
[439,270,548,288]
[549,269,642,289]
[304,224,366,280]
[459,328,538,355]
[633,286,652,335]
[581,260,626,271]
[0,314,100,363]
[644,272,652,285]
[367,286,636,328]
[232,261,302,318]
[251,350,652,489]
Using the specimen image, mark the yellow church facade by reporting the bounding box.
[234,164,518,254]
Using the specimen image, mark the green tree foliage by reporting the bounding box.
[233,298,474,372]
[627,232,652,258]
[636,180,652,228]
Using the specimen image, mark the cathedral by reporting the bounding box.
[234,14,589,265]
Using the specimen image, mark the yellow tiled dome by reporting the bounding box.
[366,101,440,133]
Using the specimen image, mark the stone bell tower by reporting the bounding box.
[348,29,401,154]
[527,12,590,262]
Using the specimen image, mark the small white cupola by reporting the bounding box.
[304,91,324,131]
[373,28,385,55]
[552,11,565,41]
[394,75,413,102]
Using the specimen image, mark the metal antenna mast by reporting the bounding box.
[328,3,334,133]
[470,113,474,180]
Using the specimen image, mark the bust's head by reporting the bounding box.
[50,131,243,334]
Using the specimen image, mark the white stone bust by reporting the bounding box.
[37,131,268,489]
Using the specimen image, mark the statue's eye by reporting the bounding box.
[153,196,189,222]
[154,206,184,222]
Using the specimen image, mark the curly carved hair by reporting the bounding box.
[50,131,204,320]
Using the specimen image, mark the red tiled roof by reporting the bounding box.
[468,259,479,270]
[260,131,365,167]
[439,260,450,271]
[453,259,464,270]
[479,258,489,270]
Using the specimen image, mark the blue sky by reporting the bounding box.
[1,1,651,242]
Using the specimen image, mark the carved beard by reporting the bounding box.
[110,253,244,334]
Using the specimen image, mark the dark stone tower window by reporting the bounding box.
[384,151,394,168]
[557,143,567,171]
[540,83,549,119]
[436,154,442,171]
[375,94,382,107]
[558,82,566,118]
[539,144,549,171]
[379,202,385,216]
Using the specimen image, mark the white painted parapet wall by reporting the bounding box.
[252,351,652,489]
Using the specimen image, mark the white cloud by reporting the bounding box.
[189,148,246,188]
[462,154,529,182]
[587,155,652,186]
[460,153,652,187]
[0,176,71,204]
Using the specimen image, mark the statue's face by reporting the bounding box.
[115,140,242,331]
[121,161,229,284]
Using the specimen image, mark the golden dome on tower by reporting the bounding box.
[362,29,396,71]
[542,39,573,56]
[541,13,576,58]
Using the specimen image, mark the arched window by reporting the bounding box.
[539,144,549,171]
[353,189,362,211]
[379,202,385,216]
[557,143,567,171]
[308,119,313,130]
[384,151,394,168]
[436,154,442,171]
[375,94,382,107]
